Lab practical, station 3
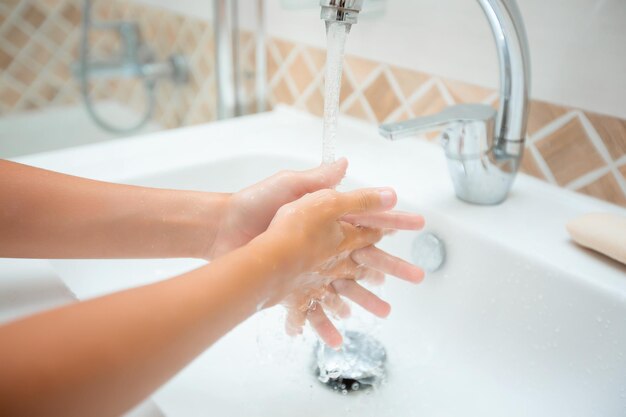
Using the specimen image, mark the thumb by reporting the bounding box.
[335,187,397,216]
[286,157,348,197]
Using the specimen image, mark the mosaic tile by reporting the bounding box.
[535,117,605,186]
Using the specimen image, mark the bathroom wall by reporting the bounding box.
[2,0,624,207]
[0,0,257,129]
[260,0,626,207]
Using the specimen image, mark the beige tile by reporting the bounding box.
[410,84,447,117]
[0,48,14,70]
[577,173,626,207]
[44,20,70,46]
[0,84,21,108]
[179,26,200,56]
[267,48,280,82]
[345,55,378,86]
[620,163,626,179]
[305,87,324,117]
[288,52,314,94]
[519,148,545,180]
[20,97,40,112]
[339,71,353,104]
[585,112,626,161]
[244,42,256,72]
[5,24,30,50]
[38,81,59,102]
[3,0,20,8]
[304,46,326,71]
[22,3,46,30]
[389,66,429,100]
[27,40,52,67]
[195,54,213,80]
[10,61,37,86]
[343,98,369,121]
[41,0,61,10]
[443,78,493,104]
[272,77,294,105]
[273,38,294,61]
[394,110,411,122]
[535,117,605,186]
[60,3,81,26]
[49,59,70,81]
[527,100,569,136]
[239,30,253,45]
[363,73,401,122]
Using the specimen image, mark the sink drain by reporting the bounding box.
[315,331,386,394]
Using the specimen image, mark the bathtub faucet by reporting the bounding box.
[321,0,531,205]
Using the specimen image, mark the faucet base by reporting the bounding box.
[446,147,522,205]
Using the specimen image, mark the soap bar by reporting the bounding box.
[566,213,626,266]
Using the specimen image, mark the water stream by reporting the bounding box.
[322,22,350,165]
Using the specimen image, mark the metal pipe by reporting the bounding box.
[255,0,267,112]
[214,0,237,119]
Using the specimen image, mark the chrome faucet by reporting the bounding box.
[320,0,531,205]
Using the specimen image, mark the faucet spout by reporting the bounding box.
[320,0,364,25]
[375,0,531,205]
[478,0,530,144]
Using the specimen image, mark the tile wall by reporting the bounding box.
[266,38,626,208]
[1,0,625,207]
[0,0,256,129]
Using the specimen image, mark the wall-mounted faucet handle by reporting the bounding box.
[379,104,495,141]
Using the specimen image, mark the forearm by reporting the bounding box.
[0,160,228,259]
[0,234,296,417]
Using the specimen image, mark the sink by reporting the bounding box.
[6,106,626,416]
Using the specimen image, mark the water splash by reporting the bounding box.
[322,22,350,165]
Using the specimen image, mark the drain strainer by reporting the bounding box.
[315,331,386,394]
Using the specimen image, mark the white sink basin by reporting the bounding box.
[6,107,626,416]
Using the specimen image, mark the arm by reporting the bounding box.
[0,160,226,259]
[0,187,394,417]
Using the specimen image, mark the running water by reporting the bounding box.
[322,22,350,165]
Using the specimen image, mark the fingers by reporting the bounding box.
[285,307,307,336]
[343,211,425,231]
[352,246,424,283]
[339,222,384,252]
[334,187,397,216]
[308,303,343,348]
[279,158,348,198]
[322,288,351,319]
[332,279,391,318]
[357,267,386,286]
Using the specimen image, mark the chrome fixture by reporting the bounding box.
[74,0,188,134]
[316,330,386,393]
[330,0,529,205]
[215,0,266,119]
[320,0,364,25]
[412,232,446,273]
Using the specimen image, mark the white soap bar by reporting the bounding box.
[566,213,626,266]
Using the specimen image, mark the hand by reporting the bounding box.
[256,187,397,305]
[207,159,349,259]
[284,215,425,348]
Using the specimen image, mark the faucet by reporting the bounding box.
[320,0,531,205]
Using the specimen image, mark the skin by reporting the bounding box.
[0,159,424,416]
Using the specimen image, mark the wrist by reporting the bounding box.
[186,192,232,259]
[243,231,305,306]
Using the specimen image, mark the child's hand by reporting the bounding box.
[282,223,425,348]
[207,159,348,259]
[253,187,424,347]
